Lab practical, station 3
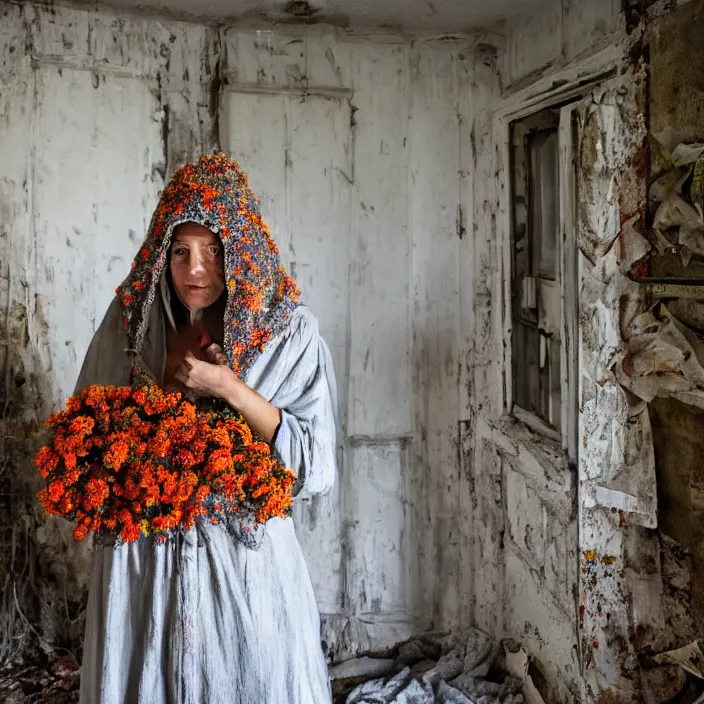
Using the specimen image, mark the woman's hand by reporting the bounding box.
[175,346,282,443]
[174,350,235,399]
[202,342,229,366]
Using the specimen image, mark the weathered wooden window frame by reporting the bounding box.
[509,109,563,435]
[499,97,587,463]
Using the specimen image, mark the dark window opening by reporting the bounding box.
[511,109,562,430]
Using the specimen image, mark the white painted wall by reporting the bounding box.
[0,0,218,614]
[218,26,476,658]
[503,0,622,88]
[1,1,479,662]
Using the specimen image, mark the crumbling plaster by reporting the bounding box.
[469,0,704,701]
[2,0,704,701]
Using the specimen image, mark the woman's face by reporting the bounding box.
[170,222,225,313]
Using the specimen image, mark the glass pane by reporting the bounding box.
[529,130,559,281]
[512,320,541,416]
[549,335,562,432]
[511,122,537,326]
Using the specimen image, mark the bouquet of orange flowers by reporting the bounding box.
[35,384,294,544]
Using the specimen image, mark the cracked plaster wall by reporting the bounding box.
[470,0,704,702]
[0,2,480,667]
[0,0,218,658]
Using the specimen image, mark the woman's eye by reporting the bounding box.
[173,247,187,257]
[209,246,222,256]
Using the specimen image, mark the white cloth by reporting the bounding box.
[78,305,337,704]
[345,630,526,704]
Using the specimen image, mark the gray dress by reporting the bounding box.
[76,298,337,704]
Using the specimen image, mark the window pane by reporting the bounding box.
[548,335,562,433]
[512,319,541,415]
[510,112,562,430]
[529,130,559,281]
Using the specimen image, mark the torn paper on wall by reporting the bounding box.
[671,143,704,169]
[649,141,704,264]
[617,305,704,402]
[653,639,704,680]
[652,193,704,259]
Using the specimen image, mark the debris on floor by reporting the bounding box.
[0,648,80,704]
[332,629,546,704]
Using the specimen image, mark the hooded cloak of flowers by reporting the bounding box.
[116,153,300,378]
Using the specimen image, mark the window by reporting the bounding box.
[510,109,563,431]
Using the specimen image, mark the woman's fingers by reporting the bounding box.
[173,366,188,386]
[203,343,228,365]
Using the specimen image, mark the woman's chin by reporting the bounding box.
[180,293,217,311]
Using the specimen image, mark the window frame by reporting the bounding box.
[503,102,579,461]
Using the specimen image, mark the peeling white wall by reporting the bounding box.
[1,1,482,664]
[469,0,662,701]
[503,0,622,88]
[217,26,477,659]
[0,0,219,636]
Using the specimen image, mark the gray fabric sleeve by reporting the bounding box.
[73,297,133,394]
[267,309,338,500]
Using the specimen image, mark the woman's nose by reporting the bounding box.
[188,250,206,276]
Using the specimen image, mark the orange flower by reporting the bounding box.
[175,481,194,503]
[143,484,160,507]
[59,489,77,514]
[104,439,130,470]
[83,478,110,511]
[195,485,211,503]
[63,468,81,487]
[48,480,66,503]
[207,427,232,449]
[249,441,271,455]
[37,382,295,543]
[204,449,233,478]
[69,415,95,436]
[252,483,271,499]
[174,449,197,469]
[148,431,172,459]
[120,523,140,543]
[73,524,89,541]
[35,446,59,476]
[83,385,107,408]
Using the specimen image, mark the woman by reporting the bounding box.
[75,153,337,703]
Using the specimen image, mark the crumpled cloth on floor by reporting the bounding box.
[345,629,526,704]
